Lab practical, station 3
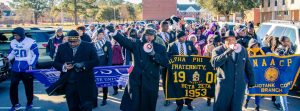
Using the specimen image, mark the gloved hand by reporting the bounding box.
[73,62,85,72]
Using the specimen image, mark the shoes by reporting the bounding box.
[207,98,211,106]
[119,85,123,89]
[187,104,194,110]
[101,100,107,106]
[112,91,118,96]
[176,106,183,111]
[9,104,21,111]
[244,100,249,108]
[164,100,170,106]
[25,103,33,111]
[255,106,260,111]
[273,103,281,110]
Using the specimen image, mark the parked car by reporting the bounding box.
[256,20,300,54]
[0,52,9,83]
[256,20,300,90]
[0,28,55,69]
[218,22,246,31]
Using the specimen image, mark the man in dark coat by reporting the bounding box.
[52,30,99,111]
[77,26,92,42]
[236,25,251,48]
[158,21,177,106]
[158,21,176,47]
[167,31,198,111]
[109,27,168,111]
[211,30,255,111]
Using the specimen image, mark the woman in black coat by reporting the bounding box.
[110,28,168,111]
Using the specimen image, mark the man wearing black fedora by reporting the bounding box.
[211,30,255,111]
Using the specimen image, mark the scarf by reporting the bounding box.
[95,39,106,56]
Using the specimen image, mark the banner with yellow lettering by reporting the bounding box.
[166,56,216,100]
[248,55,300,96]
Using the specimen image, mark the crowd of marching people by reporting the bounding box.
[5,17,296,111]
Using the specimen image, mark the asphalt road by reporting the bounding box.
[0,80,300,111]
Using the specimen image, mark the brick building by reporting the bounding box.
[244,8,261,26]
[0,3,14,24]
[142,0,177,20]
[260,0,300,22]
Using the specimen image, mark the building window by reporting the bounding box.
[283,0,285,5]
[284,11,289,15]
[268,0,270,7]
[276,11,282,16]
[262,0,264,7]
[291,0,294,4]
[275,0,278,6]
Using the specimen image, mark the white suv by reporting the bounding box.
[256,20,300,54]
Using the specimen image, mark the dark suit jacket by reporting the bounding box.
[158,31,176,47]
[47,41,99,102]
[167,41,198,56]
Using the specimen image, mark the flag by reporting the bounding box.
[26,65,130,88]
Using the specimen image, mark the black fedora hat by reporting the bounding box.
[224,30,236,38]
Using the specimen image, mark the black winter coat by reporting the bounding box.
[48,41,99,103]
[112,32,168,111]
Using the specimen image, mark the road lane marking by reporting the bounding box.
[0,107,41,109]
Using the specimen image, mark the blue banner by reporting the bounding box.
[248,55,300,96]
[26,65,130,87]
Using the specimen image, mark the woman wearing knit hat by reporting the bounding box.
[188,34,202,56]
[46,28,64,59]
[244,38,264,111]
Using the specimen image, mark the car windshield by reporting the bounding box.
[28,31,55,42]
[257,24,272,41]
